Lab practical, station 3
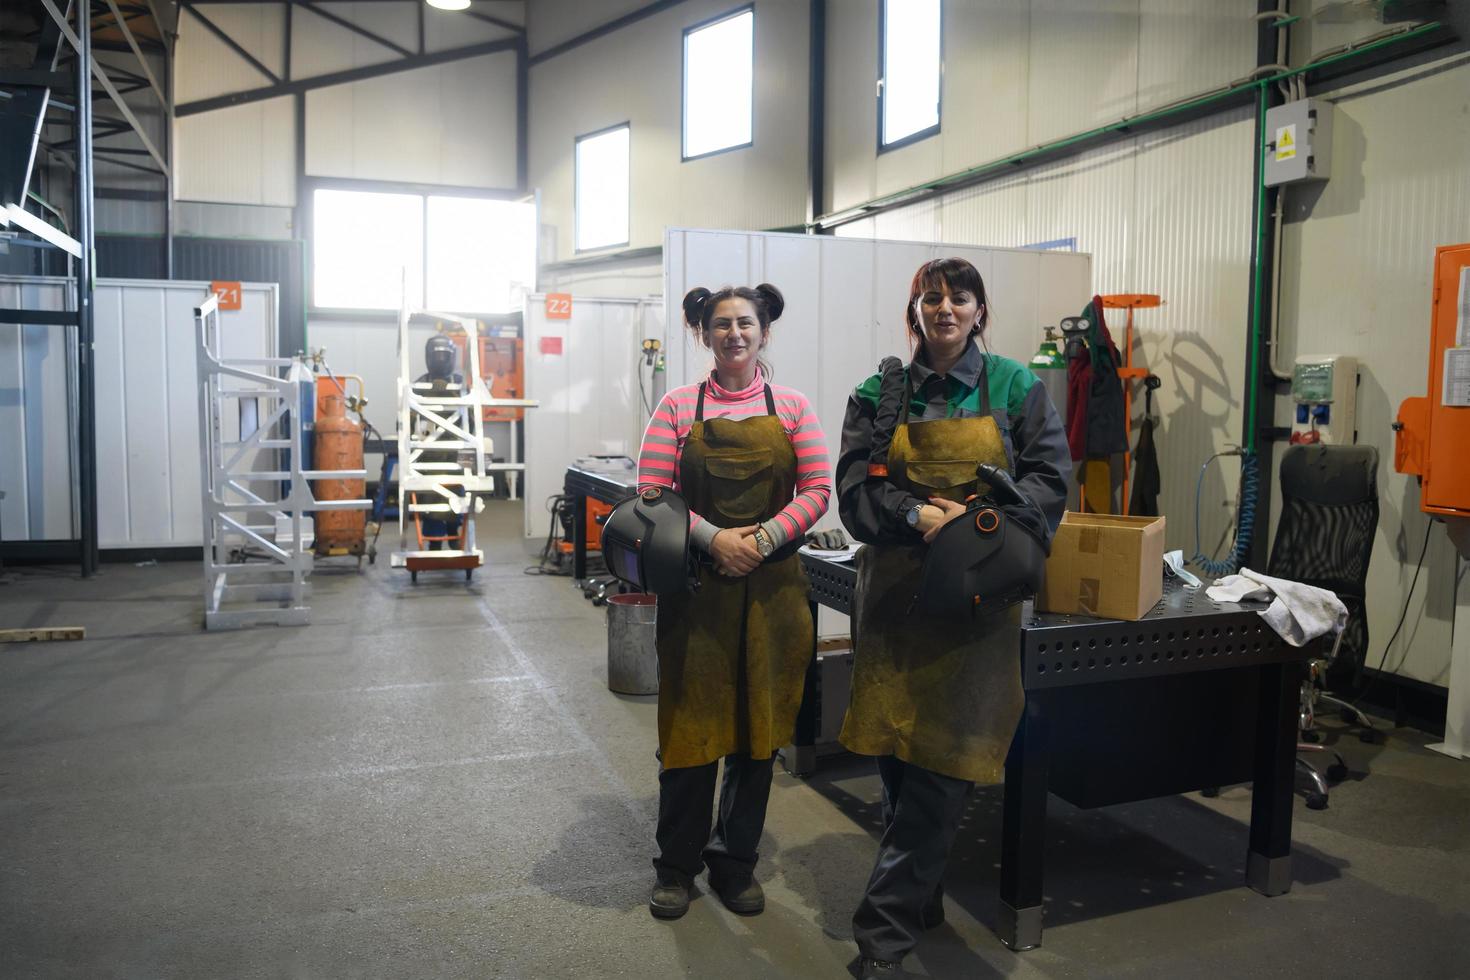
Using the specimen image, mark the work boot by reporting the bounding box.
[922,884,945,929]
[649,871,692,919]
[708,872,765,915]
[857,956,904,979]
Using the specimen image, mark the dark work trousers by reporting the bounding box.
[852,755,974,962]
[654,753,775,883]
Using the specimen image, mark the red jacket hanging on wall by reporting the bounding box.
[1065,295,1128,462]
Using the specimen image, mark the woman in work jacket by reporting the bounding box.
[836,257,1070,979]
[636,283,832,920]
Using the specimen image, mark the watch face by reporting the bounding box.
[906,506,921,527]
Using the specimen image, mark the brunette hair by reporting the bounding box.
[681,283,785,336]
[683,283,785,380]
[904,258,991,352]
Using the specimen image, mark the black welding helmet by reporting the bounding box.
[600,487,692,595]
[424,335,458,381]
[914,463,1049,619]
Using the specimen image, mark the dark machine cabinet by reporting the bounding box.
[796,554,1310,952]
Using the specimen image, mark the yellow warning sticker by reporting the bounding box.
[1276,124,1297,162]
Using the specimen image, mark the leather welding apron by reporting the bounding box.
[655,383,814,769]
[840,371,1025,784]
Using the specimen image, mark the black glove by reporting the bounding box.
[805,528,849,550]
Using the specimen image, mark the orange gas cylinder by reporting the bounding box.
[314,393,366,555]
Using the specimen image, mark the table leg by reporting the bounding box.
[783,599,821,777]
[999,697,1048,951]
[1247,660,1301,896]
[570,488,588,582]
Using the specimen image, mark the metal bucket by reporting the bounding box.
[607,593,659,695]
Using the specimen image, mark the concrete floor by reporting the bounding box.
[2,500,1468,979]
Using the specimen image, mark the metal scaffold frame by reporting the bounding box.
[391,305,535,577]
[195,291,369,629]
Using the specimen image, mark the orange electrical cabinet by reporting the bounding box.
[448,326,525,422]
[479,336,525,422]
[1395,243,1470,517]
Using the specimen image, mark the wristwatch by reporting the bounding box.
[905,503,925,529]
[754,526,776,558]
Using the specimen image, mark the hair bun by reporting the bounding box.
[754,283,785,322]
[682,287,712,329]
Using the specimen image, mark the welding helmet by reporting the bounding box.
[600,487,692,595]
[914,464,1049,619]
[424,335,458,381]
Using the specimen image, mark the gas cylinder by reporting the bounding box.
[1029,325,1069,419]
[313,392,366,555]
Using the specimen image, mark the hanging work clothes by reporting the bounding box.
[1064,295,1128,461]
[1129,386,1161,516]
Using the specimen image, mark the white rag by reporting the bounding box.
[1205,567,1348,648]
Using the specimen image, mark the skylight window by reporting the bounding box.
[575,124,631,251]
[880,0,942,149]
[683,8,754,160]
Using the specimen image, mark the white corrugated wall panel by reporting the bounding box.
[1136,0,1254,111]
[292,1,417,79]
[939,0,1031,178]
[1278,61,1470,685]
[528,0,808,263]
[175,96,296,206]
[306,53,518,188]
[1,277,277,548]
[0,280,74,541]
[527,0,643,56]
[176,3,285,104]
[1025,0,1141,145]
[424,10,519,53]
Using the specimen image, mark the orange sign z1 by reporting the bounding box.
[210,281,242,311]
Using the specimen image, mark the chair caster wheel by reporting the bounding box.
[1305,792,1328,810]
[1302,730,1322,744]
[1201,787,1220,798]
[1358,729,1381,744]
[1326,763,1348,782]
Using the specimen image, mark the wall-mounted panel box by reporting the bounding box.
[1264,98,1333,186]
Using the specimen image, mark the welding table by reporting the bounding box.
[563,464,637,581]
[793,551,1312,951]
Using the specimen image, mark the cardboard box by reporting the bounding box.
[1038,512,1166,621]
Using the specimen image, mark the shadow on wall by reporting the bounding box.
[1155,331,1239,554]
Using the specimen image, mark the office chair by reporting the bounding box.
[1265,444,1380,810]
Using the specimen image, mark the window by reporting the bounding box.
[880,0,942,149]
[575,124,630,251]
[312,189,424,311]
[426,197,536,314]
[312,188,535,313]
[683,7,754,160]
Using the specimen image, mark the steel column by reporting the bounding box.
[75,0,99,578]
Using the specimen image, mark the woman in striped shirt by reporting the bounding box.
[639,283,831,921]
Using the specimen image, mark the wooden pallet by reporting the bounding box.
[0,627,86,644]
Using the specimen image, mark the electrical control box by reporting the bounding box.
[1290,354,1357,445]
[1264,98,1333,186]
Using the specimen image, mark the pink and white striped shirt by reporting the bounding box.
[637,369,832,551]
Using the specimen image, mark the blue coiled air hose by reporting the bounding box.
[1191,450,1258,578]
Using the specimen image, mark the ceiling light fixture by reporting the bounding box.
[426,0,470,10]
